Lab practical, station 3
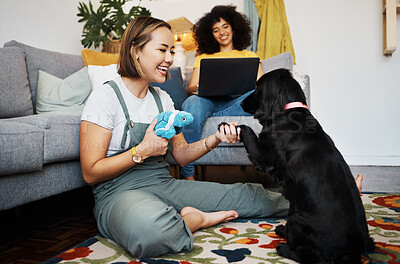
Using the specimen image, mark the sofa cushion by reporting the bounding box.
[0,121,43,175]
[81,49,119,66]
[261,52,293,73]
[151,67,188,110]
[36,67,91,114]
[87,64,120,90]
[0,47,33,118]
[3,40,85,113]
[6,114,81,164]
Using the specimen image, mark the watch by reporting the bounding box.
[131,147,143,163]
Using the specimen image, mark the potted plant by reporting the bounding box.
[77,0,151,53]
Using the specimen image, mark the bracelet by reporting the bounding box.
[204,136,217,151]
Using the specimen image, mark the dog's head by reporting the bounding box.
[241,68,307,122]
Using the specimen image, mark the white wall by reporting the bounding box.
[285,0,400,166]
[1,0,399,165]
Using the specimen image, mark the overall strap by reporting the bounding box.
[149,85,164,113]
[106,82,165,149]
[106,80,132,149]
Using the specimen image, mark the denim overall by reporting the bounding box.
[92,81,289,258]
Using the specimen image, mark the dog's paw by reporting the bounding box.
[275,224,286,238]
[217,122,239,135]
[276,243,291,258]
[217,122,229,131]
[238,124,251,132]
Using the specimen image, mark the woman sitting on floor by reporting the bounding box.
[79,15,289,259]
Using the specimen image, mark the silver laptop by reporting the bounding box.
[197,57,259,97]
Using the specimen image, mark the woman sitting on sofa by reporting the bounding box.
[181,5,264,180]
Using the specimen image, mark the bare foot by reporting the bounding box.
[355,174,363,194]
[180,206,238,232]
[184,176,195,181]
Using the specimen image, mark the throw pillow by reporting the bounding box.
[87,64,120,90]
[81,49,119,67]
[151,67,187,110]
[4,40,85,113]
[0,47,33,118]
[261,52,293,73]
[36,67,91,114]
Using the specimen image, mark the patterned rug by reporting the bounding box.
[43,193,400,264]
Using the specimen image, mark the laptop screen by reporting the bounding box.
[198,57,259,97]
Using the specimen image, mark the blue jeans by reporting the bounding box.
[181,90,253,178]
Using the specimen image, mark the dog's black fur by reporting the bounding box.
[236,69,374,264]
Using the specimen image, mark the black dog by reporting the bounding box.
[237,69,374,263]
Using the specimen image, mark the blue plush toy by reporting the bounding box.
[153,110,194,139]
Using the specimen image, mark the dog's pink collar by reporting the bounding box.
[284,102,308,110]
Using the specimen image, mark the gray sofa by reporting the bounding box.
[0,40,309,211]
[0,41,86,211]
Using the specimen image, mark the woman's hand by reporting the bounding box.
[135,118,170,159]
[170,122,241,167]
[215,122,241,144]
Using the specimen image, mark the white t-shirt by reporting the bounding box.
[81,76,175,157]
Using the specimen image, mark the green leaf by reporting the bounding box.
[77,0,151,48]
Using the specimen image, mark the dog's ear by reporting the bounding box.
[254,69,289,121]
[286,74,307,105]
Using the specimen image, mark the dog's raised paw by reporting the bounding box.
[237,125,252,142]
[218,122,239,135]
[238,124,250,132]
[217,122,229,131]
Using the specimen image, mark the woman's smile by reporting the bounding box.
[156,65,169,76]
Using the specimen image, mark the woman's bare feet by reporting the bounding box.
[355,174,363,194]
[180,206,238,233]
[184,176,195,181]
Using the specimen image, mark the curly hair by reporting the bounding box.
[193,5,252,55]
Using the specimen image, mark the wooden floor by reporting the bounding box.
[0,165,275,264]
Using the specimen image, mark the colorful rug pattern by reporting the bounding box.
[43,193,400,264]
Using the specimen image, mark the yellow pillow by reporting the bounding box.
[81,49,119,67]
